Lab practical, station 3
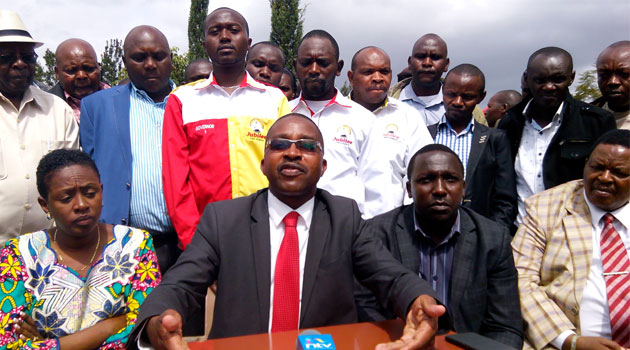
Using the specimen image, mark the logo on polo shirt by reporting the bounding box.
[333,125,353,145]
[383,123,400,141]
[195,123,215,133]
[246,117,266,141]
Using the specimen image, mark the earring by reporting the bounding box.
[45,213,52,221]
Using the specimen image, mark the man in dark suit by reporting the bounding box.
[79,26,179,274]
[355,144,523,349]
[128,113,446,350]
[427,64,517,230]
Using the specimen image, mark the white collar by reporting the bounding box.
[268,191,315,230]
[584,189,630,230]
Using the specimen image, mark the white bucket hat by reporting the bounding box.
[0,9,43,47]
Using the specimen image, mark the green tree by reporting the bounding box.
[188,0,209,60]
[101,39,125,85]
[270,0,305,72]
[171,47,191,86]
[34,48,57,88]
[339,81,351,96]
[573,68,602,102]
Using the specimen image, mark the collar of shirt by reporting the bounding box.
[130,80,175,105]
[437,114,475,136]
[268,191,315,232]
[584,189,630,233]
[523,100,564,131]
[63,81,111,105]
[399,83,443,108]
[413,210,461,247]
[291,89,351,116]
[0,85,42,112]
[194,71,266,93]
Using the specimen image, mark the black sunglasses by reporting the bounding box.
[266,138,322,152]
[0,52,38,65]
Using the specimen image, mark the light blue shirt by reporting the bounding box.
[434,115,474,177]
[128,82,175,233]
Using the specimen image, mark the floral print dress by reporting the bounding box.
[0,225,161,350]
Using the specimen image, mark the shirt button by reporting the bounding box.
[537,175,541,178]
[24,204,31,210]
[538,153,542,156]
[234,194,239,198]
[432,276,438,281]
[20,145,25,150]
[126,183,131,188]
[121,218,127,224]
[25,174,30,179]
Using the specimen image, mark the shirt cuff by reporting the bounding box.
[135,321,153,350]
[550,330,576,349]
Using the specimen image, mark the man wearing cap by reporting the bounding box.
[0,10,79,242]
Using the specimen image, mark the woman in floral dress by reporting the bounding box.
[0,149,161,350]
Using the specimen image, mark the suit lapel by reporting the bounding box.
[562,188,593,310]
[396,206,421,274]
[250,191,272,329]
[300,195,330,326]
[449,210,475,305]
[465,122,489,184]
[113,85,133,175]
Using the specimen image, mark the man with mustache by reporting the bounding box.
[246,41,285,87]
[48,38,110,123]
[497,47,616,225]
[0,10,79,242]
[428,64,517,230]
[290,30,377,215]
[355,144,523,349]
[513,129,630,350]
[161,7,290,250]
[128,113,447,350]
[592,41,630,130]
[347,46,432,218]
[389,33,487,127]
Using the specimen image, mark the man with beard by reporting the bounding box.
[48,38,109,122]
[162,7,290,249]
[290,30,377,214]
[0,10,79,241]
[592,41,630,130]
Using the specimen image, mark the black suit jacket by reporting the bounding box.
[128,189,439,343]
[355,205,523,349]
[428,121,517,230]
[47,83,67,101]
[497,94,616,190]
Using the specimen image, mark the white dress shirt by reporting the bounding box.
[397,83,444,126]
[515,101,564,225]
[290,90,376,214]
[551,195,630,348]
[360,97,433,218]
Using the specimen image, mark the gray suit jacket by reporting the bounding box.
[47,83,66,101]
[355,205,523,349]
[128,189,439,343]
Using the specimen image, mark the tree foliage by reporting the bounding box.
[171,47,190,86]
[339,81,351,96]
[34,49,57,88]
[573,68,602,102]
[270,0,305,72]
[101,39,126,86]
[188,0,209,60]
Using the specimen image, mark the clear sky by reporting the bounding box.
[10,0,630,103]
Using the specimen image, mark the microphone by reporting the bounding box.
[296,329,336,349]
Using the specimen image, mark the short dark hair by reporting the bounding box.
[267,113,324,152]
[444,63,486,92]
[298,30,339,61]
[36,149,100,199]
[282,67,297,91]
[589,129,630,155]
[407,144,464,180]
[246,41,285,66]
[527,46,573,72]
[203,7,249,35]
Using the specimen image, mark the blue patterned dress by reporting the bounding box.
[0,225,161,350]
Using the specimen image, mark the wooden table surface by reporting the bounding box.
[188,319,463,349]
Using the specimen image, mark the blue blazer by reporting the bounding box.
[80,84,133,226]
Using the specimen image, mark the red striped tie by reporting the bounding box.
[601,213,630,346]
[271,211,300,332]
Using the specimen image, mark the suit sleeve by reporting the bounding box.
[480,225,523,349]
[79,98,95,156]
[162,94,198,249]
[489,130,518,230]
[512,199,575,349]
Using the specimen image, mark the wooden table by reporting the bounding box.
[188,319,463,349]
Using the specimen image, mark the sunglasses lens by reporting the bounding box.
[0,55,13,65]
[269,139,291,151]
[297,140,319,152]
[23,54,37,64]
[0,53,37,64]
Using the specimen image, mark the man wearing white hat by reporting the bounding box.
[0,10,79,242]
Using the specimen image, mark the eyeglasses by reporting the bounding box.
[0,52,38,65]
[266,138,322,152]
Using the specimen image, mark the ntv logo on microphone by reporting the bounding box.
[298,334,336,349]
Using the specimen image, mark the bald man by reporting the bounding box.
[347,46,432,218]
[485,90,522,127]
[184,58,212,83]
[80,25,180,274]
[48,38,110,122]
[389,33,487,126]
[497,47,616,225]
[592,40,630,129]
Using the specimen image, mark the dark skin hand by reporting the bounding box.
[562,335,628,350]
[15,312,127,350]
[146,309,189,350]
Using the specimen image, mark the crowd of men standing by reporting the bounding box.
[1,5,629,350]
